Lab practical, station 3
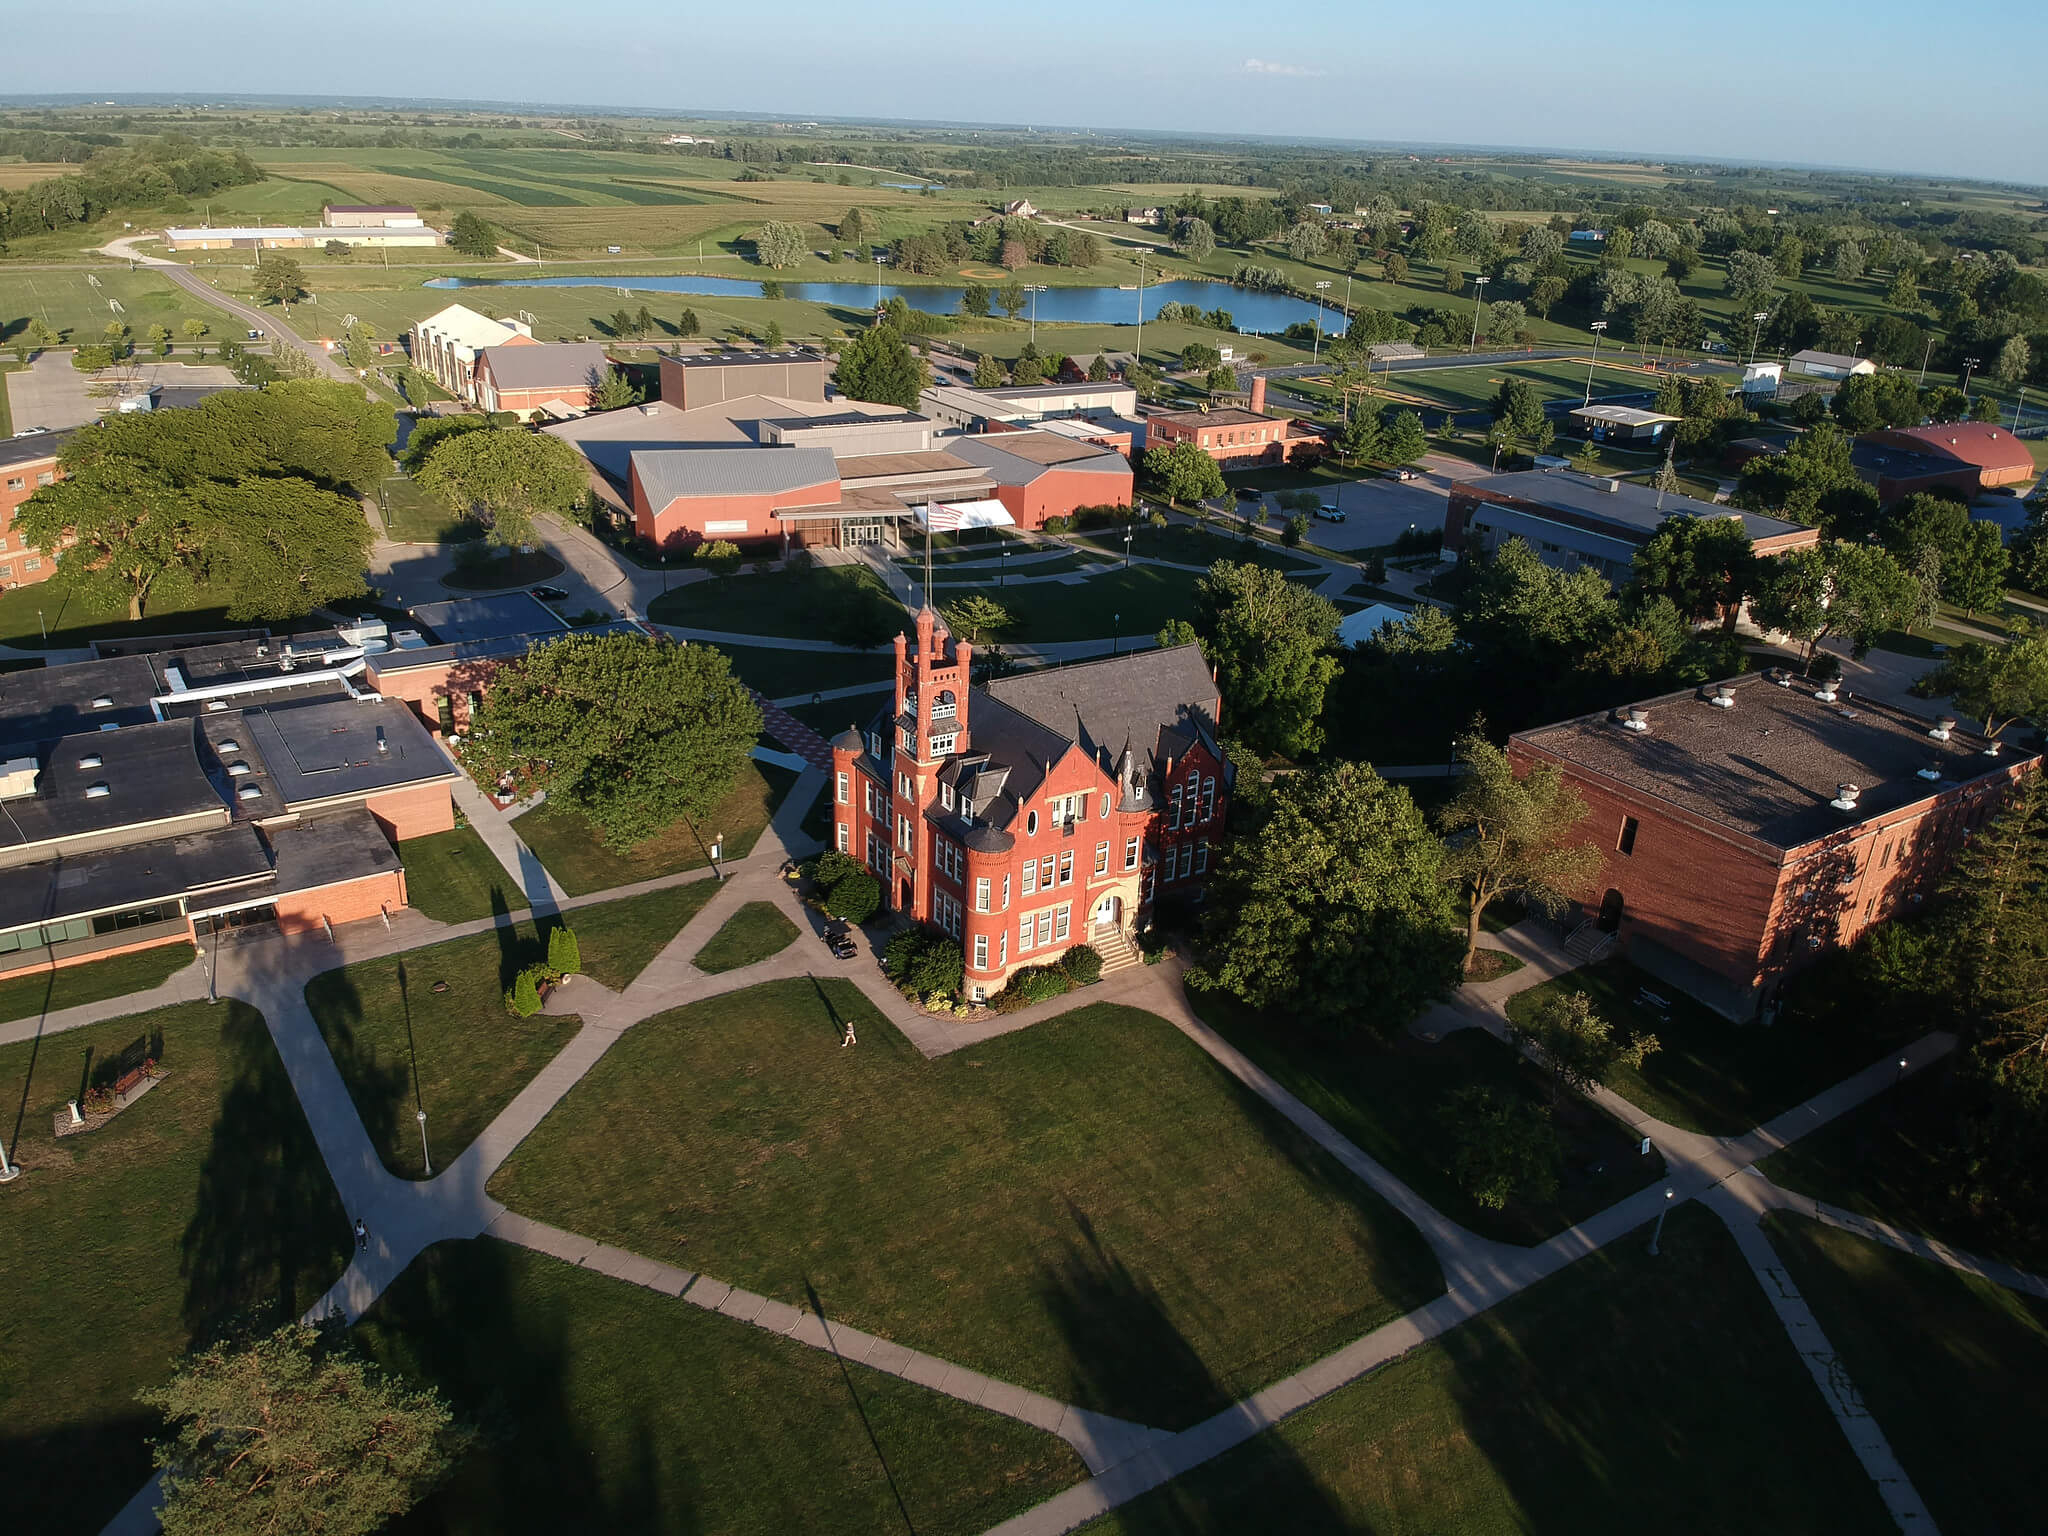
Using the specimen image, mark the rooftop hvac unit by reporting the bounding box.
[1620,706,1650,733]
[1709,684,1736,709]
[1813,681,1840,702]
[1984,740,2004,757]
[0,756,39,799]
[1930,716,1956,742]
[1918,759,1944,782]
[1830,782,1861,811]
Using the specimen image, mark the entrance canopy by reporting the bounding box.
[916,499,1015,533]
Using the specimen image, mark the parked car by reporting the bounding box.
[1313,503,1346,522]
[1383,466,1419,481]
[1234,486,1262,501]
[530,585,570,602]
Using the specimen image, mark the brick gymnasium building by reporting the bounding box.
[831,613,1228,999]
[549,352,1133,552]
[0,430,70,589]
[1143,378,1328,467]
[1858,421,2039,497]
[1511,673,2040,1019]
[472,340,613,420]
[0,633,462,981]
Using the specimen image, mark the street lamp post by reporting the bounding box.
[1027,285,1048,346]
[1313,281,1331,364]
[1466,275,1490,353]
[873,254,883,307]
[1111,612,1120,657]
[416,1108,432,1177]
[1919,332,1937,388]
[1134,251,1147,374]
[1962,356,1981,401]
[1584,320,1609,404]
[1000,547,1008,586]
[2013,387,2030,430]
[1122,525,1133,569]
[1647,1186,1676,1256]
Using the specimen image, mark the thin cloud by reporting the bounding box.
[1244,58,1327,79]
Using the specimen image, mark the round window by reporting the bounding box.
[1026,810,1039,835]
[1101,793,1110,819]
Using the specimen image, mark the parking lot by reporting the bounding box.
[5,354,243,432]
[1224,453,1470,554]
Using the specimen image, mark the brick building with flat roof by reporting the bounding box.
[657,348,830,411]
[0,430,72,588]
[1860,421,2038,493]
[1511,673,2039,1018]
[1144,377,1326,466]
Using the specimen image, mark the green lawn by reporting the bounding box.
[692,900,799,974]
[567,877,724,990]
[355,1240,1082,1536]
[710,642,894,702]
[0,942,194,1026]
[1758,1068,2048,1274]
[399,823,530,925]
[514,760,795,896]
[379,474,481,544]
[785,688,893,739]
[307,926,580,1180]
[1504,958,1924,1137]
[0,1001,350,1535]
[1075,523,1318,574]
[0,575,247,650]
[1190,992,1662,1246]
[992,565,1215,643]
[1087,1206,1890,1536]
[488,980,1445,1429]
[1764,1215,2048,1536]
[648,563,908,642]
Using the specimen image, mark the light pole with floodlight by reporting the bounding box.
[1962,356,1981,401]
[1747,310,1770,367]
[1313,281,1331,363]
[1647,1186,1676,1255]
[1584,320,1608,404]
[1466,275,1489,353]
[2013,387,2030,430]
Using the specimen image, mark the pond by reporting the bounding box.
[421,272,1346,336]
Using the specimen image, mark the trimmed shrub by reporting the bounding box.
[547,925,582,977]
[885,927,964,1000]
[1042,515,1073,535]
[990,963,1074,1012]
[1060,944,1103,985]
[508,966,544,1017]
[823,871,881,924]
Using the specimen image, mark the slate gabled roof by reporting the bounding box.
[984,643,1221,778]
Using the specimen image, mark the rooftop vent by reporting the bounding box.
[206,700,228,712]
[237,784,262,801]
[1830,781,1861,812]
[1769,668,1794,688]
[1931,716,1956,742]
[1918,760,1944,782]
[375,726,388,755]
[216,738,240,753]
[1984,740,2003,757]
[77,753,102,770]
[1813,680,1840,702]
[85,781,111,799]
[1620,705,1650,733]
[90,695,114,709]
[227,761,252,777]
[1709,683,1736,709]
[0,756,39,799]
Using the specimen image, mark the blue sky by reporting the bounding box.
[16,0,2046,185]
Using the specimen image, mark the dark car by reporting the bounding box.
[1234,486,1261,501]
[530,585,570,602]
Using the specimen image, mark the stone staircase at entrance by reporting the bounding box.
[1564,921,1618,965]
[1092,925,1140,975]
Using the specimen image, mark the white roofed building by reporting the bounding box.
[410,304,538,404]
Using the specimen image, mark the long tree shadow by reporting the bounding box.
[1035,1204,1356,1532]
[178,1001,355,1347]
[360,1238,683,1536]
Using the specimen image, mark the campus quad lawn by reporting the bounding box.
[1086,1206,1891,1536]
[514,760,796,896]
[378,474,481,544]
[1190,992,1660,1246]
[1758,1069,2048,1275]
[0,1001,349,1536]
[355,1240,1082,1536]
[691,900,799,974]
[710,642,894,702]
[397,822,530,925]
[994,565,1228,643]
[0,941,193,1025]
[308,925,580,1180]
[488,980,1446,1429]
[646,564,906,641]
[1503,958,1924,1137]
[1075,523,1318,574]
[0,575,243,650]
[1764,1215,2048,1536]
[568,877,724,990]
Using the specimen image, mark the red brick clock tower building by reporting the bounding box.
[830,610,1229,1000]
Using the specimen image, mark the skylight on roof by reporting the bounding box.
[90,695,114,709]
[85,782,110,799]
[77,753,102,769]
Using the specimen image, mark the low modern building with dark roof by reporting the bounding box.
[831,611,1228,1000]
[1860,422,2038,494]
[657,348,829,410]
[1511,673,2040,1018]
[0,647,462,981]
[1446,469,1818,586]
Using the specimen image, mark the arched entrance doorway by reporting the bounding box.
[1093,893,1122,932]
[1597,888,1625,933]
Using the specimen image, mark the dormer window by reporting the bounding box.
[216,739,240,752]
[85,782,111,799]
[77,754,102,769]
[941,782,955,811]
[960,798,975,820]
[227,762,252,777]
[237,784,262,801]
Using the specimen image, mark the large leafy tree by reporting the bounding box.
[1491,376,1546,440]
[414,427,587,547]
[1882,493,2010,614]
[253,251,307,308]
[939,593,1013,643]
[400,412,492,474]
[1381,408,1428,464]
[1509,991,1659,1108]
[1632,513,1758,633]
[1441,1085,1561,1210]
[1143,438,1226,507]
[1191,560,1342,758]
[448,210,498,258]
[1438,729,1604,971]
[1915,620,2048,742]
[1197,759,1464,1033]
[140,1322,470,1536]
[18,385,383,620]
[1751,540,1919,667]
[467,633,763,848]
[752,220,807,268]
[834,324,929,408]
[1733,423,1881,540]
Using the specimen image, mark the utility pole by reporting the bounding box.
[1747,310,1769,367]
[1466,275,1489,353]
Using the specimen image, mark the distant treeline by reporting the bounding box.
[0,136,262,244]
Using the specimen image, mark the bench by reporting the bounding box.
[1635,987,1673,1013]
[113,1066,148,1097]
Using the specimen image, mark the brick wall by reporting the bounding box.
[365,782,456,842]
[275,870,407,935]
[0,450,62,588]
